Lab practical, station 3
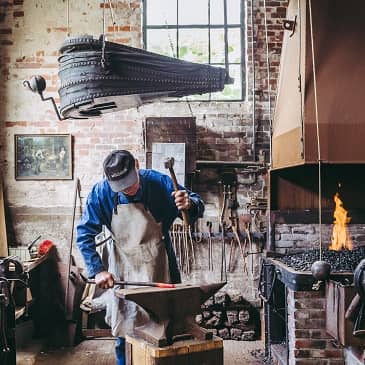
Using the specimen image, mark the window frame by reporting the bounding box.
[142,0,246,101]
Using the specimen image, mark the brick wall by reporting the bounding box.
[275,224,365,254]
[286,289,344,365]
[0,0,289,303]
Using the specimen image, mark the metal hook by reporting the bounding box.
[283,15,297,37]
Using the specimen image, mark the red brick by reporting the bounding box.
[295,300,325,310]
[20,63,46,69]
[295,339,327,349]
[324,349,345,358]
[108,25,118,32]
[120,25,131,31]
[295,361,328,365]
[0,28,11,34]
[5,121,27,127]
[294,318,326,329]
[13,11,24,17]
[294,291,324,299]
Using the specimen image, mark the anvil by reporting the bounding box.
[115,282,226,347]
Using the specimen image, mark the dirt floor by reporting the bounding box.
[16,338,266,365]
[224,340,266,365]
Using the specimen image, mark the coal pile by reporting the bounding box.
[277,246,365,272]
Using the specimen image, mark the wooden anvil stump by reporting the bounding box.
[115,282,226,347]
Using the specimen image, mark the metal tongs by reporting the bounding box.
[80,273,175,288]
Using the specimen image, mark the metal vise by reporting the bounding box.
[115,282,226,347]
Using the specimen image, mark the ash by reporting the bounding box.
[277,246,365,272]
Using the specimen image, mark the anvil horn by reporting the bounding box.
[200,282,227,303]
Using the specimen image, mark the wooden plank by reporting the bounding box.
[126,335,223,365]
[0,178,8,257]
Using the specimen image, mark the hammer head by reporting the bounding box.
[164,157,175,169]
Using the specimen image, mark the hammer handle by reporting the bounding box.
[346,293,362,320]
[169,168,190,226]
[168,167,179,191]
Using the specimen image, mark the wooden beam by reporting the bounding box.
[0,178,8,257]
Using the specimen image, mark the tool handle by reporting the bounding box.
[346,293,362,320]
[168,167,179,191]
[169,168,190,226]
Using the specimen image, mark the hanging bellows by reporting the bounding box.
[24,35,232,119]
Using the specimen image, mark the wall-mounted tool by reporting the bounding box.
[219,169,237,281]
[164,157,195,274]
[206,221,213,271]
[26,235,41,259]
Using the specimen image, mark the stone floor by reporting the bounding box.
[16,338,266,365]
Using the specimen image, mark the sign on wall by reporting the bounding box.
[152,143,186,186]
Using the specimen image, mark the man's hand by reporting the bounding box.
[95,271,115,289]
[172,190,191,210]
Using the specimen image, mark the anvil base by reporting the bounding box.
[126,334,223,365]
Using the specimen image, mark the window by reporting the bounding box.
[143,0,245,101]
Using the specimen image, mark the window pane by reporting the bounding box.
[178,0,208,25]
[146,0,177,26]
[210,28,225,64]
[179,29,208,63]
[227,0,241,24]
[228,28,241,63]
[211,64,241,100]
[210,0,224,25]
[147,29,177,57]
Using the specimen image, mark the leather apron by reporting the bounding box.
[104,202,171,337]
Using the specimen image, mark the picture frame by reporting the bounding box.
[15,134,72,180]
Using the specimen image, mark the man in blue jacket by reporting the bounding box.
[77,149,204,365]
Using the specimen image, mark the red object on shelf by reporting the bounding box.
[38,240,54,256]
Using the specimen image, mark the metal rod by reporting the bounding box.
[196,160,265,167]
[308,0,323,260]
[250,0,256,161]
[223,0,229,77]
[65,178,80,317]
[263,0,272,167]
[81,274,175,288]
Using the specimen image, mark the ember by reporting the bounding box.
[277,247,365,272]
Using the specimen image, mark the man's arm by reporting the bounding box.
[172,189,204,223]
[76,182,113,278]
[159,172,205,223]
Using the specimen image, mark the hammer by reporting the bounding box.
[164,157,190,226]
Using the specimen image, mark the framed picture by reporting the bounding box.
[15,134,72,180]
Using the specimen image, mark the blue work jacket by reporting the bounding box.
[76,169,204,283]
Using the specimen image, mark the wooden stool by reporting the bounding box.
[126,335,223,365]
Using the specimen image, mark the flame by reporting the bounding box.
[329,192,352,250]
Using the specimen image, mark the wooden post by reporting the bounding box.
[0,178,8,257]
